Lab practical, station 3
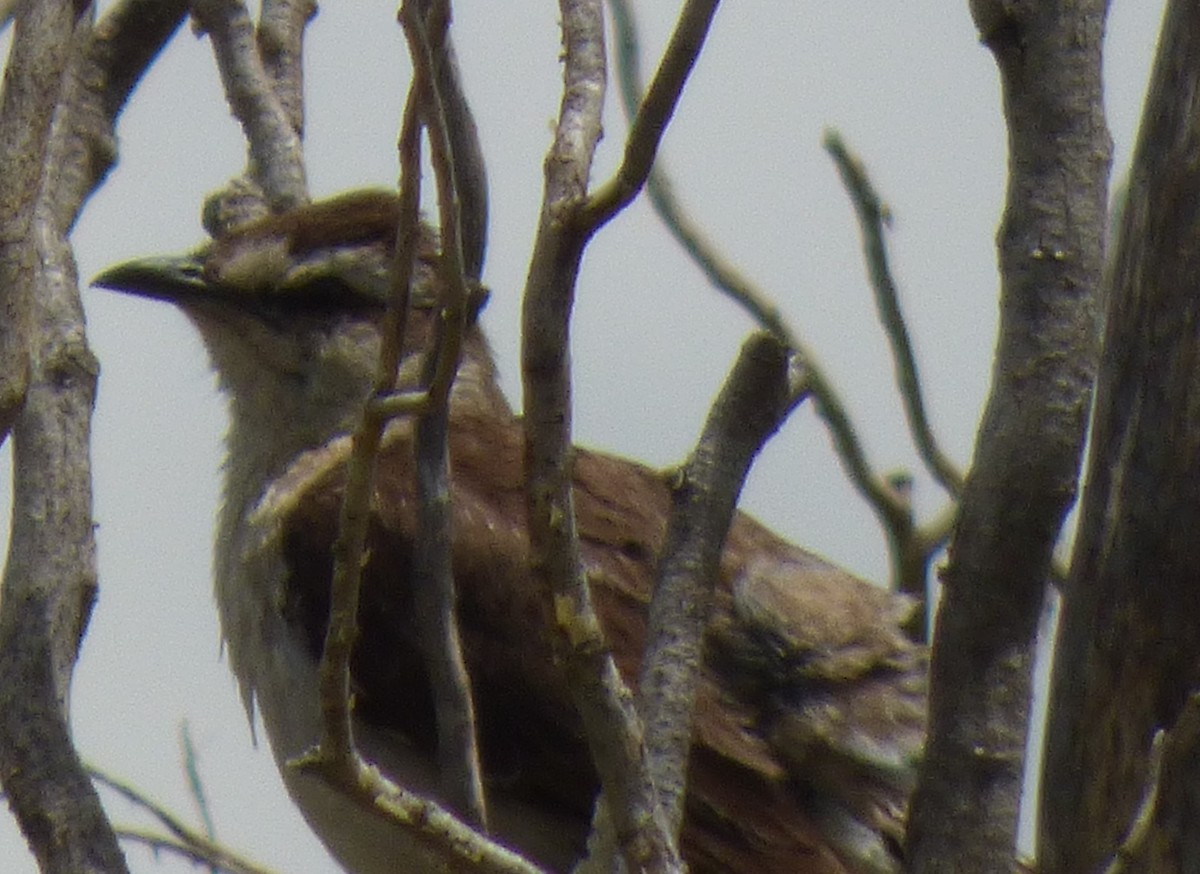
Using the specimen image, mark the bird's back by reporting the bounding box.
[245,395,925,873]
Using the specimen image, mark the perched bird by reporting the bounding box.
[94,190,926,874]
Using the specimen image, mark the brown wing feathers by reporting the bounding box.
[279,403,922,873]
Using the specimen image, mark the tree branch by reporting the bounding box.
[0,1,188,869]
[606,0,950,610]
[191,0,308,211]
[823,130,964,499]
[0,3,135,871]
[908,1,1111,870]
[401,0,487,829]
[521,2,681,870]
[255,0,315,138]
[413,0,488,279]
[580,0,718,231]
[0,0,84,443]
[637,332,806,835]
[1040,3,1200,871]
[89,766,278,874]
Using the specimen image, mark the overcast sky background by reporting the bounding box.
[0,2,1168,871]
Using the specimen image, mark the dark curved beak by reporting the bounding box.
[92,255,211,305]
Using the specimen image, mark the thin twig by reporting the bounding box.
[580,0,719,231]
[414,0,488,279]
[295,97,535,874]
[89,766,275,874]
[306,29,426,775]
[179,721,217,847]
[115,829,274,874]
[1101,693,1200,873]
[606,0,792,346]
[604,0,912,541]
[399,0,487,829]
[405,0,472,404]
[823,130,964,498]
[310,115,426,773]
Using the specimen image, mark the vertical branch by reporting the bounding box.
[191,0,308,211]
[295,33,416,802]
[255,0,315,137]
[523,1,722,868]
[399,0,487,829]
[908,2,1110,871]
[414,0,488,279]
[522,2,682,870]
[315,111,426,772]
[0,5,52,442]
[0,2,151,871]
[1040,2,1200,871]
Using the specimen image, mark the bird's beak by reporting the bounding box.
[92,255,214,305]
[94,250,492,324]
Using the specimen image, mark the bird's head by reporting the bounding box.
[93,189,507,486]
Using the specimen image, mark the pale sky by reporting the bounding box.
[0,2,1167,871]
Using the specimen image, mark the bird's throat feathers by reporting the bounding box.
[213,310,510,523]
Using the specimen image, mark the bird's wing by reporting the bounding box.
[270,406,924,873]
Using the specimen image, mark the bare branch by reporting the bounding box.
[90,0,189,126]
[313,200,424,768]
[0,2,199,870]
[291,749,546,874]
[114,830,272,874]
[0,0,82,442]
[823,130,964,499]
[580,0,718,230]
[521,1,681,869]
[606,0,791,344]
[605,0,936,604]
[306,0,496,835]
[1040,3,1200,870]
[89,766,276,874]
[400,0,487,828]
[413,0,488,278]
[638,332,806,835]
[255,0,316,136]
[298,98,521,873]
[405,0,472,400]
[0,4,133,872]
[191,0,307,210]
[36,0,192,233]
[909,1,1111,869]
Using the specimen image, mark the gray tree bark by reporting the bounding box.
[907,1,1110,870]
[1040,2,1200,871]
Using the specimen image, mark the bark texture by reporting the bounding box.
[907,1,1111,871]
[1040,3,1200,871]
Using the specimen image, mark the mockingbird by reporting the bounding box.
[95,189,926,874]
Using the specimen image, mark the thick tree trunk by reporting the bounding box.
[1040,3,1200,872]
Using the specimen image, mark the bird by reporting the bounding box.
[94,189,926,874]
